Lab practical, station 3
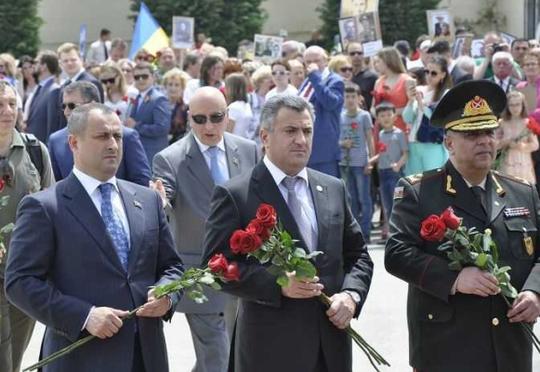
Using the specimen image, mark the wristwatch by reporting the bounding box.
[344,290,361,305]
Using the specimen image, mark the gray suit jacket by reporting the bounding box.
[153,132,258,313]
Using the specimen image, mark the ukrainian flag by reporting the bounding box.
[129,2,170,59]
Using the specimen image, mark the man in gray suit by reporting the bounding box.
[152,87,258,372]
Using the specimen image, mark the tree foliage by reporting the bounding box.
[130,0,267,54]
[0,0,42,57]
[317,0,340,51]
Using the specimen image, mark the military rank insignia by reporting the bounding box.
[503,207,530,218]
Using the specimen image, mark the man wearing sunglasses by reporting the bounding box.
[125,61,171,164]
[153,86,257,372]
[48,81,151,186]
[347,42,378,110]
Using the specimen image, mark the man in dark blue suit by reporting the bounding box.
[5,103,183,372]
[125,62,171,164]
[48,81,151,185]
[25,50,61,142]
[47,43,105,137]
[298,46,344,177]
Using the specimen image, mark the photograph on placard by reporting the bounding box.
[358,11,380,43]
[426,10,454,42]
[471,39,486,58]
[500,32,517,47]
[452,33,473,59]
[339,17,360,48]
[254,34,283,60]
[172,16,194,49]
[340,0,379,17]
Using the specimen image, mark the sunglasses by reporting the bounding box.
[340,67,353,73]
[272,70,287,76]
[191,111,226,125]
[349,51,363,56]
[62,102,80,110]
[100,77,116,85]
[134,74,150,81]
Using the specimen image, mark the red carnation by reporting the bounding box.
[255,204,277,229]
[208,253,228,274]
[377,142,387,153]
[229,229,263,254]
[246,219,271,241]
[527,117,540,136]
[420,215,447,242]
[351,122,359,130]
[223,262,240,281]
[440,207,461,230]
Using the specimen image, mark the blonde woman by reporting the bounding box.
[329,54,353,81]
[99,62,129,121]
[162,68,190,143]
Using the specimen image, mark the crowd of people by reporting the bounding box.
[0,24,539,372]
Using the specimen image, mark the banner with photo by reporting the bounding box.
[426,9,455,43]
[452,33,473,59]
[339,11,382,57]
[253,34,283,61]
[340,0,379,17]
[172,16,194,49]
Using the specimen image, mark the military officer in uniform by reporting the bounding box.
[385,80,540,372]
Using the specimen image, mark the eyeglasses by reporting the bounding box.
[62,102,80,110]
[271,70,287,76]
[348,51,363,56]
[100,77,116,85]
[133,74,150,81]
[340,67,353,73]
[191,111,226,125]
[426,70,440,77]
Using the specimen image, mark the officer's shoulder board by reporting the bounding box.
[396,168,444,200]
[492,170,530,187]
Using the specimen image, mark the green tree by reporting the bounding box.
[0,0,42,57]
[317,0,340,51]
[130,0,267,54]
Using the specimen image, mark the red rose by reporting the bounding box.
[420,215,447,242]
[527,117,540,136]
[377,142,387,153]
[223,262,240,281]
[246,219,271,241]
[208,253,228,274]
[351,122,359,130]
[255,204,277,229]
[440,207,461,230]
[229,229,263,254]
[0,179,4,192]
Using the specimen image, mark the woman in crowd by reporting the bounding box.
[371,47,411,135]
[99,62,129,121]
[18,56,38,105]
[183,54,224,104]
[496,91,539,184]
[516,49,540,113]
[328,54,353,81]
[118,59,138,98]
[163,68,190,143]
[266,59,297,100]
[249,65,272,149]
[403,55,452,175]
[225,72,254,140]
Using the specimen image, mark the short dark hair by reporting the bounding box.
[427,40,451,55]
[375,102,396,116]
[270,59,291,71]
[134,61,154,74]
[344,82,361,95]
[393,40,410,57]
[511,38,529,49]
[183,52,200,70]
[111,38,126,50]
[64,81,100,103]
[100,28,111,37]
[38,50,61,76]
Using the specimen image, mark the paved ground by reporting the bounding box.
[21,232,540,371]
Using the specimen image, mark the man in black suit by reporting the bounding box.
[47,43,104,137]
[427,40,472,85]
[202,94,374,372]
[386,81,540,372]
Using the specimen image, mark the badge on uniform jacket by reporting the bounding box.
[503,207,530,218]
[523,229,535,256]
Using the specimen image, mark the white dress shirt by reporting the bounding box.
[193,135,230,181]
[263,156,318,237]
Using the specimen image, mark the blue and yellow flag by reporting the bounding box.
[129,2,169,59]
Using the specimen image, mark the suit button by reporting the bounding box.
[428,313,434,320]
[492,317,499,326]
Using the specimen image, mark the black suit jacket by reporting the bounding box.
[487,76,521,93]
[386,162,540,372]
[202,161,373,372]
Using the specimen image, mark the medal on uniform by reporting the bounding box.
[522,228,534,256]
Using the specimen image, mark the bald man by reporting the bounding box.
[152,87,258,372]
[298,46,344,177]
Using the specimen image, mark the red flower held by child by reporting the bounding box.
[377,142,387,153]
[351,122,359,130]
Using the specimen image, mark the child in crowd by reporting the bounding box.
[339,82,375,241]
[373,103,408,239]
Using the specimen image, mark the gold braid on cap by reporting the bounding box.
[445,96,498,130]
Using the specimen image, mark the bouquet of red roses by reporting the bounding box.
[229,203,390,371]
[420,207,540,353]
[23,254,239,371]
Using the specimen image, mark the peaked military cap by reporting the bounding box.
[431,80,507,132]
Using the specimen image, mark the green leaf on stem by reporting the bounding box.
[294,259,317,279]
[475,253,488,269]
[277,275,289,287]
[293,248,307,258]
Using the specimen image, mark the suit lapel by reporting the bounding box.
[62,174,125,273]
[307,170,329,253]
[185,134,214,194]
[444,163,486,223]
[224,135,241,178]
[118,182,145,273]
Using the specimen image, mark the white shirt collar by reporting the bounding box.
[263,156,309,186]
[39,75,54,86]
[464,177,487,190]
[69,69,85,82]
[73,167,119,196]
[138,87,152,98]
[322,67,330,80]
[192,134,226,154]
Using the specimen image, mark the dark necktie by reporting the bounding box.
[103,42,109,61]
[470,186,487,215]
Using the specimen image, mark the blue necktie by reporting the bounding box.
[207,146,227,185]
[99,183,130,270]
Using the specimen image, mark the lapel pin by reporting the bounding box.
[494,201,500,206]
[316,185,323,192]
[233,157,239,166]
[133,200,142,209]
